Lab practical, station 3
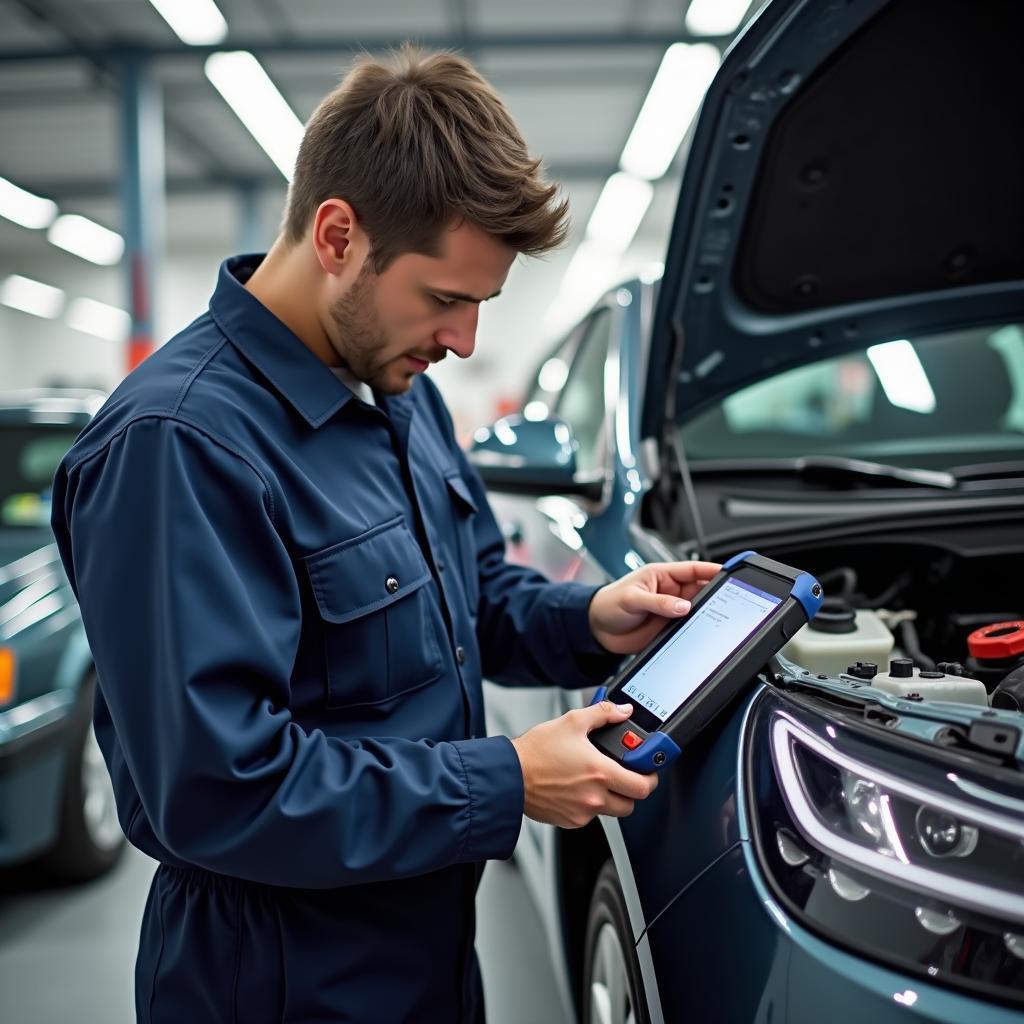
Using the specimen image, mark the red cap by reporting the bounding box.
[967,621,1024,661]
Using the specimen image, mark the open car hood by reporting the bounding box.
[642,0,1024,438]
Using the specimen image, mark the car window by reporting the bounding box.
[679,323,1024,470]
[0,425,79,527]
[555,308,613,474]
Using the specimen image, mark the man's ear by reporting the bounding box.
[311,199,368,277]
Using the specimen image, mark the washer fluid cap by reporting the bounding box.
[889,658,914,678]
[808,597,857,635]
[967,620,1024,661]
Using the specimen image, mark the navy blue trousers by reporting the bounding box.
[135,863,487,1023]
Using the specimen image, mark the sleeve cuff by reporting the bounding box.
[449,735,524,863]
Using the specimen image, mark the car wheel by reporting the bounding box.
[41,672,124,881]
[582,861,651,1024]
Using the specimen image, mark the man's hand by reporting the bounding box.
[588,560,722,655]
[510,700,659,829]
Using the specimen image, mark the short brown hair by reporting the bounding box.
[283,46,569,270]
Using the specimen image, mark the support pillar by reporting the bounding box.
[118,58,165,373]
[237,183,263,254]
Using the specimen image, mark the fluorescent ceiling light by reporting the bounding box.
[0,177,58,230]
[639,261,665,284]
[866,340,936,414]
[147,0,228,45]
[620,42,721,180]
[47,214,124,265]
[542,240,619,337]
[560,241,614,310]
[0,275,65,319]
[685,0,753,36]
[586,172,654,253]
[66,297,132,342]
[205,51,304,180]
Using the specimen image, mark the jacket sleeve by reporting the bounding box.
[51,415,522,888]
[453,446,624,688]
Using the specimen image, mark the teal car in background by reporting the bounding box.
[472,0,1024,1021]
[0,389,123,880]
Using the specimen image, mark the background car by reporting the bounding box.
[0,388,122,881]
[472,1,1024,1021]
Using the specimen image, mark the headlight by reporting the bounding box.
[745,689,1024,1007]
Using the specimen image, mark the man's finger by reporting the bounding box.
[576,699,634,733]
[606,762,660,800]
[601,793,636,818]
[623,588,691,619]
[657,560,722,585]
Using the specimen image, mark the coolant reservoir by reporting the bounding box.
[869,658,988,706]
[781,601,894,677]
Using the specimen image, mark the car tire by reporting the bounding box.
[40,671,124,881]
[582,861,651,1024]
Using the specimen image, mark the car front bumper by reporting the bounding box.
[0,690,76,865]
[644,839,1023,1024]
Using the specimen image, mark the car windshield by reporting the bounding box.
[679,323,1024,471]
[0,424,79,528]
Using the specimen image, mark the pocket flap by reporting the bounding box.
[445,472,479,514]
[304,517,432,624]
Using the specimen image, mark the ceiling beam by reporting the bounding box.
[0,29,731,64]
[27,159,620,200]
[0,61,659,110]
[6,0,241,178]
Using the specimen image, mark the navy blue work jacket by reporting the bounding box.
[51,255,621,1024]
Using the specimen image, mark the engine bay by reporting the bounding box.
[754,535,1024,712]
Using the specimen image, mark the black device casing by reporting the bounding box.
[590,552,823,773]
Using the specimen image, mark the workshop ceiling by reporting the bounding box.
[0,0,748,252]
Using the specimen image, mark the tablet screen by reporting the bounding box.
[620,577,783,723]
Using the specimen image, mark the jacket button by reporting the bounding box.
[456,645,466,665]
[385,576,399,594]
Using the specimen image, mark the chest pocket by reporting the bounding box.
[304,516,444,711]
[444,472,480,612]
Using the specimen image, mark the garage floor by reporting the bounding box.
[0,845,571,1023]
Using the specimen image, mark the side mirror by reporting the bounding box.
[468,415,602,499]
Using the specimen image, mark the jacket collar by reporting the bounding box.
[209,254,356,429]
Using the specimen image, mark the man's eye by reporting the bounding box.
[431,295,455,308]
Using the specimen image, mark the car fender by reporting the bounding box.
[598,815,667,1024]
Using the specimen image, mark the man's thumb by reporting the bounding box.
[583,699,634,732]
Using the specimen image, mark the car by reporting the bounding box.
[470,1,1024,1021]
[0,388,123,880]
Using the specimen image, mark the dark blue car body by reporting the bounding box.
[475,1,1024,1020]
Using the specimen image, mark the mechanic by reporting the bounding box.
[51,47,719,1023]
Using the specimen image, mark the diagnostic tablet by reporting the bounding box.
[590,551,823,772]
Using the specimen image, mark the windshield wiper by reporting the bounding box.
[689,454,957,489]
[952,459,1024,482]
[791,455,957,490]
[775,672,1023,770]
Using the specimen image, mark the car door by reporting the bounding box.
[483,304,618,736]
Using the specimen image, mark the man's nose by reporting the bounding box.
[435,304,478,359]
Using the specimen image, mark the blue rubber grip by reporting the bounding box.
[722,549,756,571]
[591,686,679,771]
[623,731,682,772]
[792,571,824,621]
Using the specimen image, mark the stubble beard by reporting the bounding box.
[328,265,407,395]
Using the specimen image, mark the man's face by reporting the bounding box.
[327,220,516,395]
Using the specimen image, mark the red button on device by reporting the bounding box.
[621,730,643,750]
